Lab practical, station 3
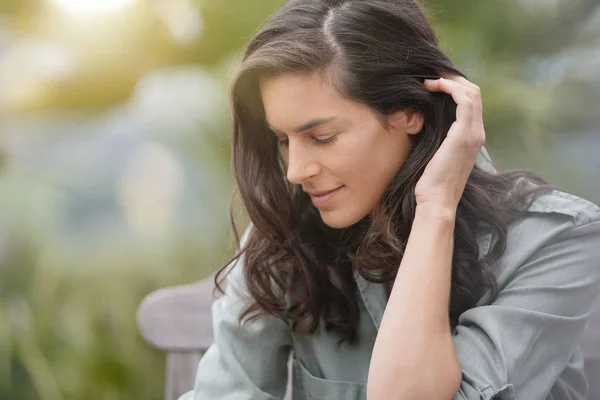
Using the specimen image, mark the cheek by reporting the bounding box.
[330,126,383,173]
[337,130,409,188]
[326,142,372,183]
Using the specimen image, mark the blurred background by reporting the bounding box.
[0,0,598,399]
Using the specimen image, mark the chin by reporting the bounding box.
[319,209,365,229]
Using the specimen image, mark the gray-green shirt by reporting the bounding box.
[180,151,600,400]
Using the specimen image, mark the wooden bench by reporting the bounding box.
[138,276,600,400]
[137,276,293,400]
[137,278,216,400]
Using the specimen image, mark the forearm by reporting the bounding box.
[367,205,462,400]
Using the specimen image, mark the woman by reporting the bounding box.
[180,0,600,399]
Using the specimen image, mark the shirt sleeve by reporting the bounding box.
[453,219,600,400]
[179,227,292,400]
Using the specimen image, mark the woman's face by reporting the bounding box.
[259,72,423,229]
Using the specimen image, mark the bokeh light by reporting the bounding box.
[49,0,137,17]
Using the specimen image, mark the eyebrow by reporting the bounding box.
[268,117,336,134]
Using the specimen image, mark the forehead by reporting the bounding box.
[259,72,360,129]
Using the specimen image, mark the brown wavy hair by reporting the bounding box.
[215,0,551,344]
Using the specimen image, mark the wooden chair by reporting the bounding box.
[137,275,293,400]
[138,276,600,400]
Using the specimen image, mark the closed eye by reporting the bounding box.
[314,135,336,146]
[277,135,337,148]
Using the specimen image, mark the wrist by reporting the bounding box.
[414,203,457,224]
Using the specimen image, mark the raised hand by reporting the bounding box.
[415,73,485,214]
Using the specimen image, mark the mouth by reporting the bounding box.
[307,186,344,208]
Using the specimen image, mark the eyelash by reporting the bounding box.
[278,135,336,147]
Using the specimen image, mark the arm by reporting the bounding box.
[367,73,484,400]
[367,73,600,399]
[367,206,461,400]
[179,227,292,400]
[453,217,600,399]
[368,199,600,400]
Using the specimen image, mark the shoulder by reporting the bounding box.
[478,188,600,304]
[502,184,600,248]
[510,187,600,259]
[525,188,600,228]
[480,187,600,257]
[507,187,600,257]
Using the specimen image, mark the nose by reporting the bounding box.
[285,140,321,185]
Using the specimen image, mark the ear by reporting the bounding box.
[388,109,424,135]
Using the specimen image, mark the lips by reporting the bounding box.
[306,186,344,208]
[307,188,340,196]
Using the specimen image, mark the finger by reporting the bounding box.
[438,74,483,129]
[448,76,483,130]
[425,77,483,129]
[438,71,480,92]
[437,73,483,128]
[425,78,474,134]
[424,77,476,108]
[439,74,482,109]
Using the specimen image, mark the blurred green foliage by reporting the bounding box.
[0,0,598,399]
